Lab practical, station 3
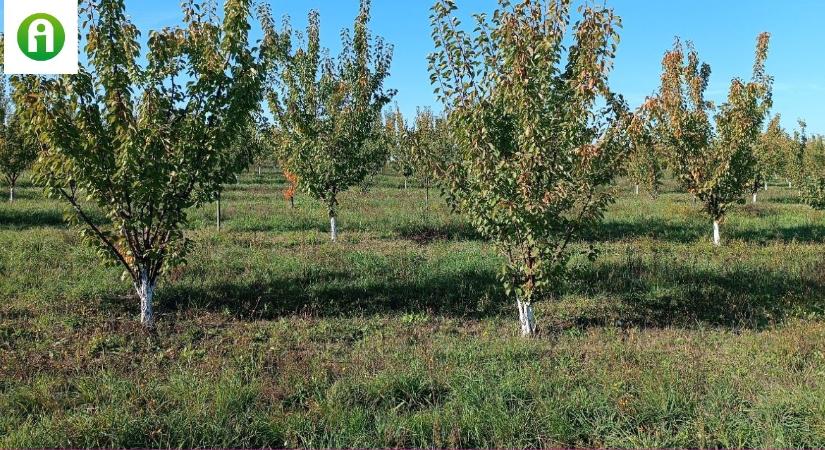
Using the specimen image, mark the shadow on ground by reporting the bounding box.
[154,267,508,321]
[592,217,825,244]
[565,255,825,329]
[394,221,482,244]
[0,209,66,230]
[91,250,825,332]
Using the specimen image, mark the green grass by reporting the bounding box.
[1,171,825,448]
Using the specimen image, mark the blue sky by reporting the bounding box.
[5,0,824,133]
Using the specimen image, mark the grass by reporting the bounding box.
[1,171,825,447]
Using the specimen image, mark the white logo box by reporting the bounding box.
[4,0,78,75]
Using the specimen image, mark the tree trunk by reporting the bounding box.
[764,181,768,191]
[788,180,792,188]
[257,165,262,177]
[634,184,639,196]
[752,192,757,204]
[9,183,14,203]
[330,215,338,242]
[517,299,536,337]
[216,193,222,232]
[425,185,430,204]
[136,270,156,329]
[404,178,408,190]
[290,196,295,209]
[713,220,721,247]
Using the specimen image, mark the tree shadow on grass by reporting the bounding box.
[145,249,825,332]
[565,256,825,329]
[764,196,807,205]
[735,224,825,244]
[592,217,825,244]
[155,267,509,321]
[394,221,483,244]
[0,208,66,230]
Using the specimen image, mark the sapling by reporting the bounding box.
[409,107,450,206]
[795,123,825,209]
[751,115,791,202]
[0,73,37,203]
[283,169,298,209]
[627,121,664,198]
[13,0,277,328]
[385,105,414,190]
[264,0,394,242]
[648,35,773,246]
[0,113,37,203]
[429,0,631,336]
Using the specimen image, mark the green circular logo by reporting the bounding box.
[17,13,66,61]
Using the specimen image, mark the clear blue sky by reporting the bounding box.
[5,0,823,133]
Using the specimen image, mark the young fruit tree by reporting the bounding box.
[409,107,452,205]
[0,77,37,203]
[385,105,414,190]
[13,0,277,328]
[795,124,825,209]
[283,169,298,209]
[753,114,793,196]
[626,121,664,198]
[648,35,773,246]
[263,0,394,242]
[429,0,631,336]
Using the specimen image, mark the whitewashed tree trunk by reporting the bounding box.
[788,180,792,188]
[517,299,536,337]
[752,192,757,204]
[404,178,408,190]
[9,185,14,202]
[135,270,156,328]
[713,220,721,246]
[634,184,639,196]
[764,181,768,191]
[330,216,338,242]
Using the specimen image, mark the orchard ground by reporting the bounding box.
[1,169,825,448]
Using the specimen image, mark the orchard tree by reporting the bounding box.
[648,35,772,246]
[268,125,297,208]
[796,123,825,209]
[754,114,793,196]
[283,169,298,208]
[626,121,664,198]
[429,0,631,336]
[409,107,450,205]
[0,114,37,202]
[264,0,394,242]
[0,74,38,202]
[13,0,277,328]
[808,135,825,170]
[385,105,414,190]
